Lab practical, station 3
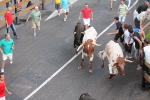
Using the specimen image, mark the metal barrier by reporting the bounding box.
[0,0,48,27]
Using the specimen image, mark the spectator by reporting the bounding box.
[61,0,72,21]
[143,39,150,64]
[17,0,22,12]
[0,72,12,100]
[26,1,33,8]
[4,7,20,39]
[52,0,61,16]
[78,3,93,27]
[118,0,129,28]
[0,34,14,72]
[122,24,134,59]
[6,0,12,8]
[133,0,150,20]
[134,8,150,30]
[107,17,125,49]
[128,27,143,70]
[26,6,41,36]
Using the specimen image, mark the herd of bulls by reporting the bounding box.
[73,22,133,79]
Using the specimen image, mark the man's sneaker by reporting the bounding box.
[34,33,36,36]
[137,65,142,70]
[129,54,132,58]
[64,18,66,22]
[15,36,20,39]
[1,69,4,72]
[10,61,13,64]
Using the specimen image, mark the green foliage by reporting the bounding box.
[146,30,150,41]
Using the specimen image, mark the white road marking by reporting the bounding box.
[24,0,138,99]
[45,0,78,21]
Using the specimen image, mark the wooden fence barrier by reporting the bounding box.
[0,0,48,27]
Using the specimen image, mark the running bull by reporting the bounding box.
[74,22,88,48]
[97,40,133,79]
[76,27,101,73]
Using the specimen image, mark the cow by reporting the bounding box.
[74,22,88,48]
[76,27,101,73]
[97,40,133,79]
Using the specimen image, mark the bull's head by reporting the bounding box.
[112,57,133,75]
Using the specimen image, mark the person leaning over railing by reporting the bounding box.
[143,39,150,74]
[143,39,150,64]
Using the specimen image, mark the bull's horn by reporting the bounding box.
[93,43,102,46]
[77,44,83,51]
[81,32,84,34]
[74,32,76,34]
[125,59,133,63]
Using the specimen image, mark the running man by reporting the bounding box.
[61,0,72,21]
[0,34,14,72]
[107,17,125,49]
[0,73,12,100]
[110,0,116,11]
[4,7,20,39]
[118,0,129,28]
[78,3,93,27]
[26,6,41,36]
[52,0,61,16]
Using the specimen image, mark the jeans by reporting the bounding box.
[7,23,17,37]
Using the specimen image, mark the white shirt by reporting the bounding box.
[144,46,150,64]
[137,11,150,21]
[124,30,134,44]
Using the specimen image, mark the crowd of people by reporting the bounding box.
[0,0,150,100]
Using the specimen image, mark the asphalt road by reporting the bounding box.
[0,0,149,100]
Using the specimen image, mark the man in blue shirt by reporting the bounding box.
[0,34,14,72]
[61,0,72,21]
[107,17,125,48]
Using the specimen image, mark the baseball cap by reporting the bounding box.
[147,0,150,2]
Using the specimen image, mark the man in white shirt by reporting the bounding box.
[134,8,150,30]
[122,24,134,59]
[143,39,150,64]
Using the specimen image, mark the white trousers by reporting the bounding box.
[83,18,90,26]
[133,10,138,21]
[0,96,6,100]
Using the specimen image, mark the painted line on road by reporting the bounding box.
[45,0,78,21]
[24,0,138,99]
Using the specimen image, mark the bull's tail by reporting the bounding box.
[97,51,104,60]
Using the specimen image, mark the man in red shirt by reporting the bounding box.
[0,73,11,100]
[4,7,19,39]
[78,3,93,27]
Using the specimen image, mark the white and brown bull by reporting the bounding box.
[98,40,133,79]
[76,27,101,73]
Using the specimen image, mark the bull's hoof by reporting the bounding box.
[101,65,104,69]
[78,66,82,69]
[89,69,93,73]
[76,51,78,54]
[108,74,116,79]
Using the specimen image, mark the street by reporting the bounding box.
[0,0,149,100]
